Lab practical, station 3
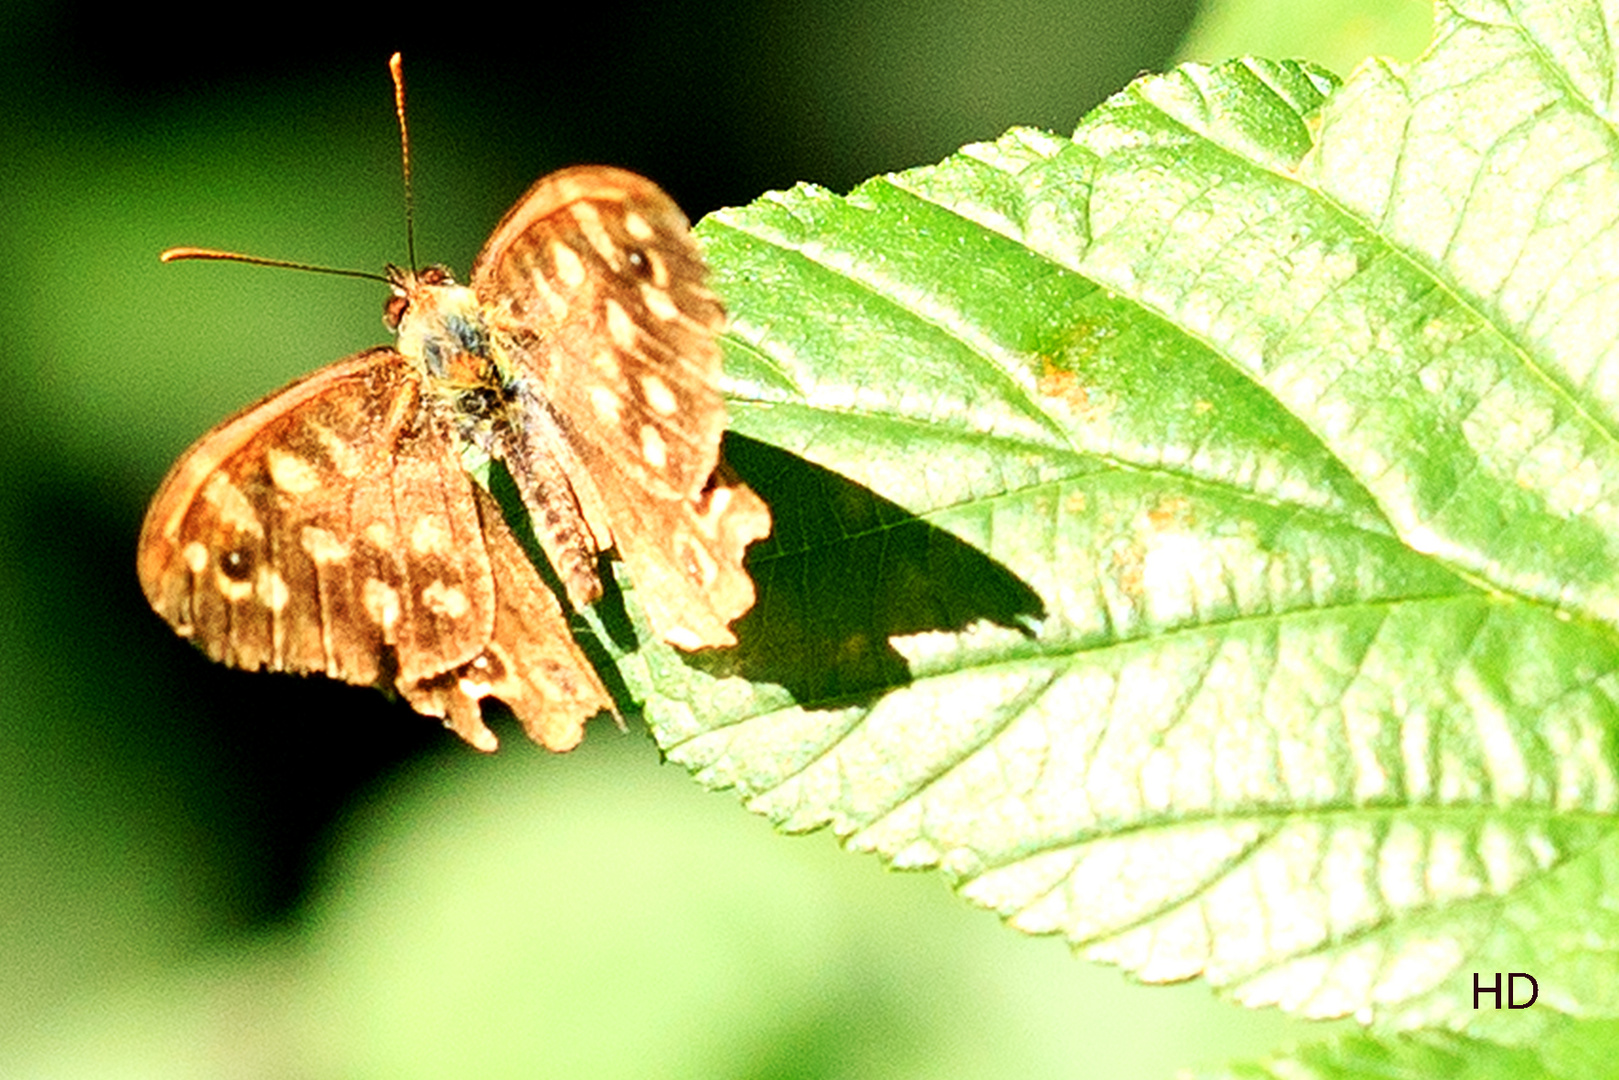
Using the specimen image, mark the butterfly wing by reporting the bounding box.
[137,347,609,751]
[470,166,771,649]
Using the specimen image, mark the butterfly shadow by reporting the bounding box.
[642,434,1048,711]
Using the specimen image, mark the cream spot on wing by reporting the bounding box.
[640,247,669,287]
[604,298,638,351]
[266,446,322,495]
[256,568,290,612]
[590,385,622,422]
[458,676,494,698]
[524,262,571,320]
[458,654,497,696]
[591,345,621,379]
[215,571,253,602]
[411,516,452,555]
[623,211,654,241]
[307,421,365,477]
[664,625,704,651]
[363,522,394,550]
[640,283,680,321]
[422,580,470,619]
[549,238,586,289]
[542,288,570,321]
[363,578,401,640]
[301,525,350,564]
[681,533,719,585]
[641,424,668,470]
[201,474,264,536]
[182,541,209,574]
[703,486,733,526]
[569,201,619,264]
[641,373,678,416]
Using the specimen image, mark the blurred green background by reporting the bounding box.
[0,1,1428,1076]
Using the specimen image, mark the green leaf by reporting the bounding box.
[623,2,1619,1036]
[1182,1018,1619,1079]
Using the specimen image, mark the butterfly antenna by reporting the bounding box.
[158,247,388,283]
[389,52,419,273]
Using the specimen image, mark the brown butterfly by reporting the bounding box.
[392,165,771,651]
[138,59,770,751]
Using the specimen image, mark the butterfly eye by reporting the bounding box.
[219,546,255,582]
[383,293,410,330]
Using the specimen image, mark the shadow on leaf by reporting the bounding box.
[699,434,1046,707]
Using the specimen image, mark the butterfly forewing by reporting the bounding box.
[138,348,609,751]
[472,167,727,502]
[468,166,772,649]
[139,351,431,681]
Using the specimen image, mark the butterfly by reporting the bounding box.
[138,60,770,752]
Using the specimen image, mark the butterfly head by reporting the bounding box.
[385,264,498,384]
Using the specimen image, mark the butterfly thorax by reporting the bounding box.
[387,264,515,451]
